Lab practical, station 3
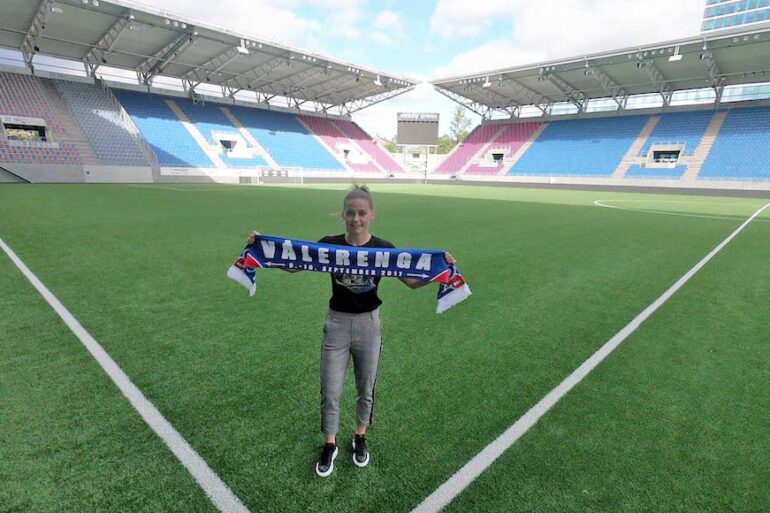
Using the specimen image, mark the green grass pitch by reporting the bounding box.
[1,183,769,513]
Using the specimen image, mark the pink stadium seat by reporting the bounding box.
[0,73,83,165]
[332,120,404,173]
[299,115,380,172]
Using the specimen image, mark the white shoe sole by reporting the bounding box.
[352,440,370,468]
[315,447,338,477]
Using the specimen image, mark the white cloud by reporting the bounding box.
[433,39,548,79]
[429,0,513,37]
[148,0,373,46]
[371,10,406,46]
[431,0,706,77]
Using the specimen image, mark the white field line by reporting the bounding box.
[595,199,770,223]
[0,238,251,513]
[411,202,770,513]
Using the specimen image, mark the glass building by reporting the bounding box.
[700,1,770,102]
[701,0,770,32]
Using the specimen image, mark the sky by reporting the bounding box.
[14,0,711,138]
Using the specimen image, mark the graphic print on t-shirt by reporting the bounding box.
[333,273,376,294]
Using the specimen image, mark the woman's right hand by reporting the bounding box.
[247,230,261,245]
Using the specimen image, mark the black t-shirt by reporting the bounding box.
[318,234,396,313]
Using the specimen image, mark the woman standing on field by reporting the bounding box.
[248,185,456,477]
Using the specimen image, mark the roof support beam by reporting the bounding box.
[222,56,287,89]
[136,30,198,84]
[433,85,492,119]
[497,76,553,105]
[20,0,54,71]
[182,46,242,83]
[539,69,586,111]
[83,11,134,76]
[583,62,628,109]
[245,62,321,92]
[699,45,727,103]
[466,84,520,117]
[258,66,329,96]
[336,85,415,115]
[312,76,362,101]
[636,56,673,106]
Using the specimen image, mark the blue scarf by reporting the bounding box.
[227,235,471,313]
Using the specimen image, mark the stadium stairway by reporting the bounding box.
[40,80,100,166]
[434,124,502,175]
[683,111,728,181]
[104,86,162,175]
[331,119,404,173]
[497,123,548,176]
[297,115,377,172]
[458,125,507,175]
[220,107,279,169]
[464,122,544,176]
[165,100,226,168]
[612,116,660,178]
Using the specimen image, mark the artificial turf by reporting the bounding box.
[1,183,768,513]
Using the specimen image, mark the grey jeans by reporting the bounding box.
[320,307,382,435]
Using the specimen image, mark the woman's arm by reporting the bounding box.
[400,252,456,289]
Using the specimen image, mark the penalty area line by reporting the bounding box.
[411,201,770,513]
[0,237,251,513]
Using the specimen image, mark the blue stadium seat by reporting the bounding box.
[640,111,714,156]
[699,107,770,180]
[112,90,214,168]
[509,116,648,176]
[227,106,344,170]
[175,99,266,168]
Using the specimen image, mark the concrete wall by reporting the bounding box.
[0,167,26,183]
[3,164,85,183]
[84,166,153,183]
[2,164,155,183]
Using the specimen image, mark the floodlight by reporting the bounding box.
[668,45,683,62]
[236,46,250,55]
[482,77,492,88]
[373,75,383,87]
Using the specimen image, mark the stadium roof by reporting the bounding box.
[0,0,417,115]
[432,25,770,118]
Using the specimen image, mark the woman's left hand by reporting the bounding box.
[444,252,457,265]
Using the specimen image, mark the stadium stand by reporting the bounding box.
[112,89,214,168]
[174,99,267,168]
[54,80,149,166]
[332,119,404,173]
[509,116,649,176]
[465,122,542,175]
[298,115,378,172]
[0,72,86,166]
[640,111,715,156]
[434,124,502,175]
[699,107,770,180]
[625,164,688,179]
[228,107,345,171]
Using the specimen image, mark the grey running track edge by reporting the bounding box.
[411,202,770,513]
[0,238,251,513]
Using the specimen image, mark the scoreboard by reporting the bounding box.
[397,112,439,146]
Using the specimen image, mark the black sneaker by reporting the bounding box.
[315,443,338,477]
[352,434,370,468]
